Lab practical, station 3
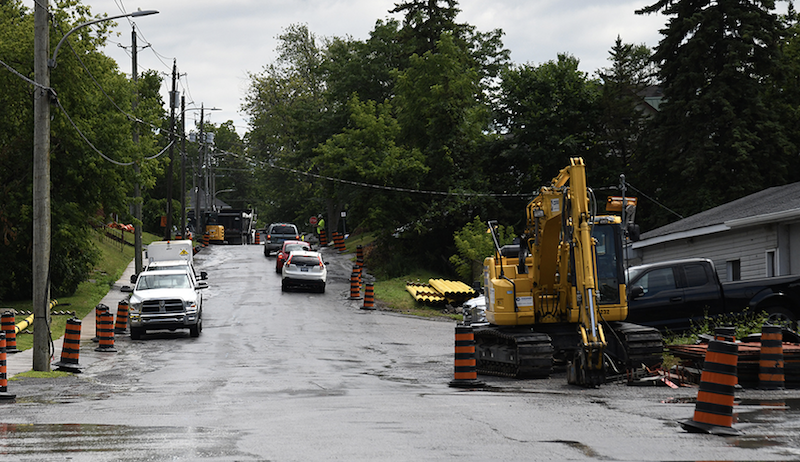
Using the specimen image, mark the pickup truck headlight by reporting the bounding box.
[185,300,198,313]
[128,300,142,314]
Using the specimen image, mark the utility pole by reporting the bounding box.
[32,0,50,372]
[197,105,205,234]
[164,60,177,240]
[180,95,187,238]
[132,26,143,275]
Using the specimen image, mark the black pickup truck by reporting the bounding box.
[625,258,800,332]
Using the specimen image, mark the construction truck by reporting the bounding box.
[476,158,662,387]
[204,209,256,245]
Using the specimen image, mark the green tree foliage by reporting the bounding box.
[635,0,798,229]
[497,54,603,190]
[391,0,463,57]
[450,216,514,283]
[313,96,428,232]
[595,37,657,184]
[394,32,487,188]
[0,1,164,299]
[243,24,335,229]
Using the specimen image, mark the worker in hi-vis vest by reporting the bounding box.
[316,215,325,237]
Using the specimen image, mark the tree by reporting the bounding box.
[312,96,428,232]
[450,216,514,283]
[243,24,334,229]
[635,0,797,229]
[0,1,166,298]
[497,54,602,191]
[595,37,657,184]
[391,0,463,57]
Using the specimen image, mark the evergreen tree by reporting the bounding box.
[596,37,657,186]
[636,0,797,229]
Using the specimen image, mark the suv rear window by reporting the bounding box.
[289,255,320,267]
[271,225,296,234]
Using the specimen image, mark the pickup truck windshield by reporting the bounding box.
[137,274,191,290]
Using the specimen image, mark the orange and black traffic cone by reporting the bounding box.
[759,324,784,390]
[680,339,739,435]
[361,283,375,310]
[449,324,484,388]
[53,318,83,373]
[0,333,15,400]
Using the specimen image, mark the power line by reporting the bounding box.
[53,96,172,166]
[220,149,531,198]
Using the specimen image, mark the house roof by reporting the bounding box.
[633,182,800,249]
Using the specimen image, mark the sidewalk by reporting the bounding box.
[6,259,138,377]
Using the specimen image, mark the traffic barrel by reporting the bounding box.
[52,318,83,373]
[202,233,210,247]
[680,339,739,435]
[92,303,109,342]
[254,230,260,245]
[714,326,736,342]
[0,333,15,400]
[759,324,784,390]
[348,268,362,300]
[1,311,19,354]
[449,324,484,388]
[114,300,129,334]
[95,308,117,352]
[356,245,364,264]
[333,232,346,252]
[361,283,375,310]
[319,229,328,246]
[354,264,362,285]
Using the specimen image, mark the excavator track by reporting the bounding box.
[473,327,554,378]
[605,322,664,371]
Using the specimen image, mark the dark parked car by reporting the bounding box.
[264,223,299,256]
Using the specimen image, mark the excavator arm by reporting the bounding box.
[526,158,607,385]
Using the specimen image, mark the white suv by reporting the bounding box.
[281,250,326,293]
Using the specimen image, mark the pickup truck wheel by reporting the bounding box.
[130,327,143,340]
[190,321,201,338]
[766,307,797,331]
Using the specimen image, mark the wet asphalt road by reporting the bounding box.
[2,244,800,460]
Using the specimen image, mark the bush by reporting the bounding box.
[449,216,515,283]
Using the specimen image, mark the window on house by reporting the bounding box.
[726,260,741,282]
[766,250,777,277]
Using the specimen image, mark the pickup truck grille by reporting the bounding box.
[142,299,184,313]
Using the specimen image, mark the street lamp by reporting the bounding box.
[32,4,158,371]
[49,10,159,68]
[213,188,235,212]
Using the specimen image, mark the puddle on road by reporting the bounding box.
[0,422,253,459]
[662,397,800,451]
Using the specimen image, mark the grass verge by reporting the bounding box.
[374,270,462,321]
[6,229,160,351]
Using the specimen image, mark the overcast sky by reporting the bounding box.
[32,0,674,136]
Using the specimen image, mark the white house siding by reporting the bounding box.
[637,225,778,281]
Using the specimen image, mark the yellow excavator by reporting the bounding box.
[476,158,662,386]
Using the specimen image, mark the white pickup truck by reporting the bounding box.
[123,269,207,339]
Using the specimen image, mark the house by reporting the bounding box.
[628,182,800,281]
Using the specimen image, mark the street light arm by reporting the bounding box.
[49,10,159,68]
